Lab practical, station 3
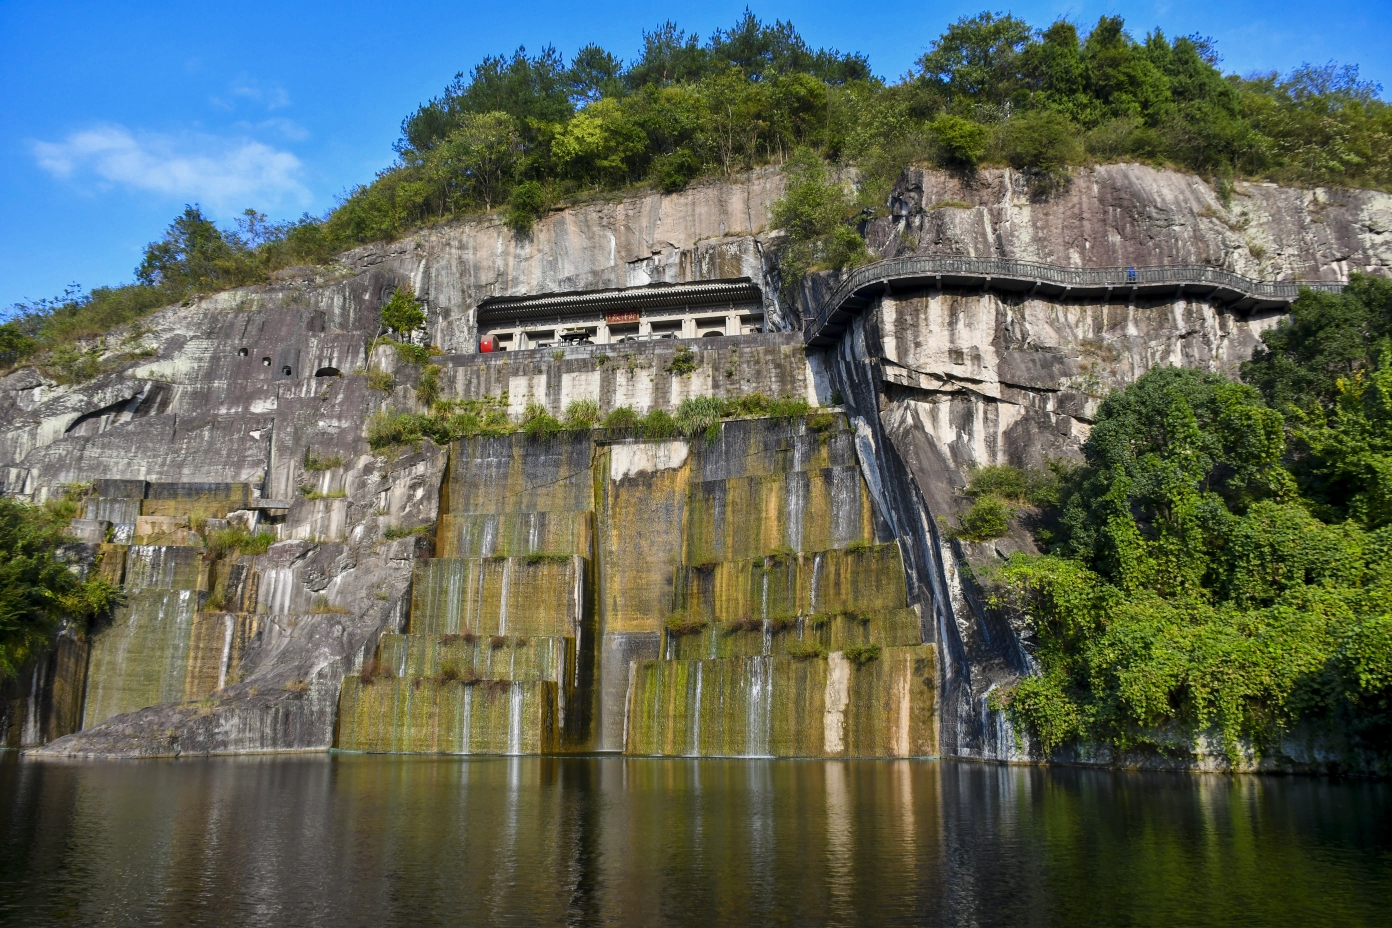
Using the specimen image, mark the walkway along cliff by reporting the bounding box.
[3,162,1389,764]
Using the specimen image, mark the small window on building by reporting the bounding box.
[262,357,272,366]
[282,365,293,376]
[238,347,249,357]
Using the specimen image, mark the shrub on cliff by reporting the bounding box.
[771,148,872,287]
[952,496,1011,542]
[521,403,563,439]
[380,285,426,339]
[505,181,548,234]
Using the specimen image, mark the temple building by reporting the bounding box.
[475,278,765,350]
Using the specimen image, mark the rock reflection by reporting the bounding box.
[0,756,1388,926]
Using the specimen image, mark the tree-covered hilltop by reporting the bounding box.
[4,10,1390,367]
[974,275,1392,769]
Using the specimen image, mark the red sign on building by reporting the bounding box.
[605,311,640,324]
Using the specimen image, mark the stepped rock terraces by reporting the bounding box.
[29,481,265,745]
[336,432,596,754]
[334,413,935,757]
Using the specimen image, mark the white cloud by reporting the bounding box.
[244,117,311,142]
[31,125,308,210]
[213,79,291,112]
[231,82,290,108]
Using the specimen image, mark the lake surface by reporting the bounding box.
[0,754,1388,927]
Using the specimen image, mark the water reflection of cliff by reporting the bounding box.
[1,756,1389,926]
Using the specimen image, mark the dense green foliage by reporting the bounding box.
[990,275,1392,766]
[379,284,426,339]
[366,396,516,450]
[4,11,1388,368]
[0,495,121,680]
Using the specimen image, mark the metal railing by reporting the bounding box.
[807,256,1345,343]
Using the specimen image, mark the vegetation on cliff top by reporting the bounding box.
[3,11,1389,369]
[982,274,1392,768]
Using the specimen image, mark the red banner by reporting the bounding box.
[605,311,640,324]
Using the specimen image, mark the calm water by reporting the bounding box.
[0,754,1388,927]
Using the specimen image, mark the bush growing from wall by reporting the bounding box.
[381,285,426,339]
[521,402,563,438]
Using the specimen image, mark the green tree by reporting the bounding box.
[136,206,259,292]
[917,12,1033,111]
[990,352,1392,765]
[399,45,573,153]
[552,98,649,187]
[770,148,870,283]
[0,322,37,369]
[1054,367,1287,593]
[625,21,710,88]
[505,181,548,233]
[1018,21,1095,124]
[430,111,523,210]
[1243,275,1392,527]
[1294,354,1392,529]
[381,284,425,338]
[1081,17,1173,126]
[932,114,990,166]
[1243,274,1392,415]
[699,67,772,175]
[0,498,121,680]
[997,108,1083,178]
[709,10,870,84]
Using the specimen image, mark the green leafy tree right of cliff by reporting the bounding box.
[0,498,122,680]
[988,278,1392,767]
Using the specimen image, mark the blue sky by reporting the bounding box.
[2,0,1388,310]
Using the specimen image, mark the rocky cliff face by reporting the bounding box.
[826,164,1392,764]
[868,162,1392,280]
[8,171,796,757]
[6,161,1390,763]
[347,166,789,351]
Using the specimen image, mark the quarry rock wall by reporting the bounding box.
[868,162,1391,281]
[7,162,1391,762]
